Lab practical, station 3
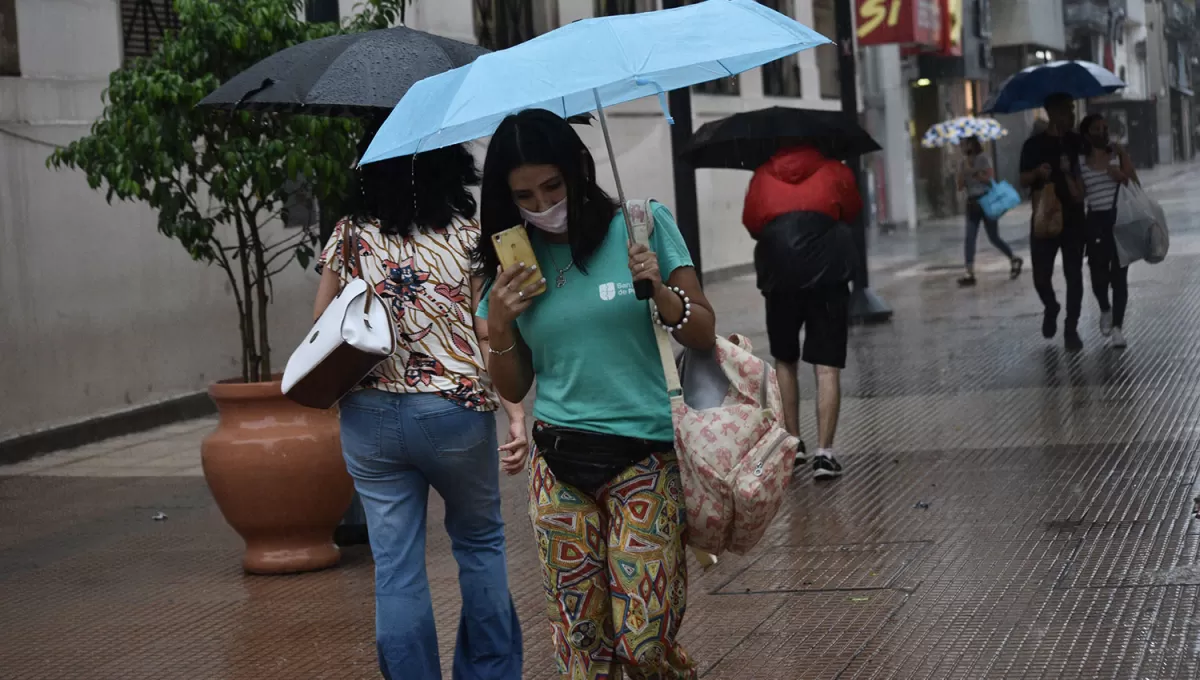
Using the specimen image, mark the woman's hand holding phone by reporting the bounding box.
[487,263,545,328]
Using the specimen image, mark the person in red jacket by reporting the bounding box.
[744,145,860,481]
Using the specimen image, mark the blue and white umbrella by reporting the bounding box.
[921,116,1007,148]
[983,60,1124,114]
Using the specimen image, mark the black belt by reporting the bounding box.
[533,422,672,496]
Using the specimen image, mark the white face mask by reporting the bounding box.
[519,198,569,234]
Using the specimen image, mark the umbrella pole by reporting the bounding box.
[593,89,655,301]
[592,89,635,241]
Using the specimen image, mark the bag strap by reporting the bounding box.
[338,221,375,315]
[625,199,683,403]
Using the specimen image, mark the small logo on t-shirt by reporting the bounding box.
[598,282,636,301]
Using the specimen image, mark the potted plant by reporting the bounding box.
[48,0,407,574]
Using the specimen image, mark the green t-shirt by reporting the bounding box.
[477,202,693,442]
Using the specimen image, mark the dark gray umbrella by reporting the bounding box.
[681,107,881,169]
[198,26,489,116]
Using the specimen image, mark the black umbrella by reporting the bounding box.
[681,106,881,169]
[198,26,489,116]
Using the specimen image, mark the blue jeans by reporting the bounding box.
[965,199,1015,268]
[339,390,522,680]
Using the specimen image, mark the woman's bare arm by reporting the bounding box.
[1117,144,1139,185]
[470,275,527,423]
[654,266,717,351]
[313,266,342,321]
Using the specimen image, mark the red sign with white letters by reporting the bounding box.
[855,0,940,48]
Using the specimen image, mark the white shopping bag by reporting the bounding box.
[1113,183,1168,267]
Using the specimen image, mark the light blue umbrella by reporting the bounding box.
[361,0,830,175]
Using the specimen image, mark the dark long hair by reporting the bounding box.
[475,109,617,277]
[349,119,479,236]
[1078,114,1112,154]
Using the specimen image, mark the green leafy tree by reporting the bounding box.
[49,0,408,383]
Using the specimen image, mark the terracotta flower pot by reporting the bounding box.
[201,378,353,575]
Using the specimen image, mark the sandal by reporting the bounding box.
[1010,257,1024,280]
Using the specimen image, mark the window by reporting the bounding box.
[812,0,840,100]
[0,0,18,76]
[760,0,801,97]
[473,0,559,50]
[595,0,657,14]
[121,0,180,62]
[305,0,339,24]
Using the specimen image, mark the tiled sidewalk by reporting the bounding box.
[3,165,1200,679]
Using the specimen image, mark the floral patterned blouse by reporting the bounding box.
[317,216,498,412]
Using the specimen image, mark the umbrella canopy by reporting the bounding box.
[360,0,830,163]
[983,60,1124,114]
[680,107,880,169]
[198,26,488,116]
[921,116,1007,148]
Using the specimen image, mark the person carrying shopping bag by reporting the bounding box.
[956,136,1022,286]
[476,109,717,680]
[1019,93,1088,351]
[1078,113,1138,349]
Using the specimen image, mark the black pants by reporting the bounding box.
[1031,227,1085,329]
[1087,209,1129,327]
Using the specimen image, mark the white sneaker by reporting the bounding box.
[1111,327,1127,349]
[1100,311,1114,337]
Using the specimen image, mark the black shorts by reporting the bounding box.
[764,284,850,368]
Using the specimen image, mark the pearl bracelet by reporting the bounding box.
[656,286,692,332]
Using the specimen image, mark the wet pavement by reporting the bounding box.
[4,162,1200,679]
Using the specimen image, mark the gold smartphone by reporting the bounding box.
[492,226,548,298]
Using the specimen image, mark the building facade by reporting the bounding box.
[987,0,1067,190]
[0,0,321,445]
[908,0,996,219]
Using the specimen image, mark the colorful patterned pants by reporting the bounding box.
[529,451,696,680]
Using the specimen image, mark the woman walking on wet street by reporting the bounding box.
[1078,113,1137,349]
[956,136,1022,286]
[313,141,526,680]
[476,109,715,679]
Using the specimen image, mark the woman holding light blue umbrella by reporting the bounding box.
[361,0,830,262]
[362,1,829,677]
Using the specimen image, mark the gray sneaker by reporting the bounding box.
[1111,327,1127,349]
[1100,310,1114,337]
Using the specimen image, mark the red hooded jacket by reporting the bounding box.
[741,146,863,238]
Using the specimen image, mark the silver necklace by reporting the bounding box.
[546,248,573,288]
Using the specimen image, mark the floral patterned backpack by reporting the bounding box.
[631,201,798,558]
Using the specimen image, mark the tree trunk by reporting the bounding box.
[250,214,272,380]
[232,212,258,382]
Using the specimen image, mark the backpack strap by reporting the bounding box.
[631,198,683,404]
